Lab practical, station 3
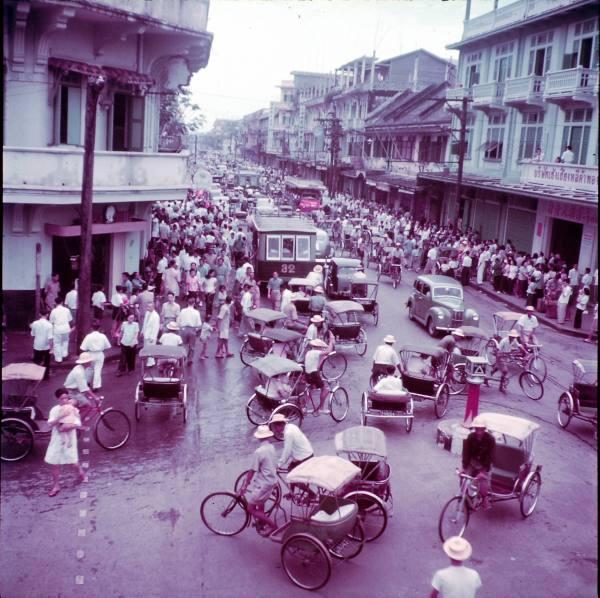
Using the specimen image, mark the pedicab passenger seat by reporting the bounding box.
[369,390,411,411]
[574,383,598,408]
[331,323,361,340]
[254,385,284,407]
[490,444,527,492]
[141,378,181,400]
[247,333,274,353]
[401,374,437,396]
[351,459,391,483]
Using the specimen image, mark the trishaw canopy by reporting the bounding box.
[250,355,303,377]
[477,412,540,442]
[139,345,187,359]
[573,359,598,382]
[2,363,46,382]
[398,344,444,358]
[288,278,314,289]
[286,456,361,492]
[334,426,387,459]
[493,311,522,323]
[246,308,287,323]
[325,300,365,314]
[262,328,303,343]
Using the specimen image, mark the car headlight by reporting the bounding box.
[438,314,444,319]
[472,314,479,320]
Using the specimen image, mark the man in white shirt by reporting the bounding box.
[373,374,405,394]
[372,334,400,378]
[64,353,98,409]
[561,145,575,164]
[79,321,111,390]
[269,413,314,471]
[304,338,330,415]
[30,311,53,379]
[92,286,107,321]
[177,296,202,362]
[430,536,481,598]
[516,306,539,345]
[461,251,473,286]
[159,322,184,346]
[49,297,72,363]
[141,302,161,367]
[64,282,78,325]
[280,284,293,313]
[239,284,254,337]
[476,247,490,285]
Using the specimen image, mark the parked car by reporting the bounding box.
[406,275,479,337]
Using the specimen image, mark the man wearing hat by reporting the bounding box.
[305,264,323,288]
[269,413,314,471]
[493,329,525,391]
[159,321,184,346]
[462,415,495,510]
[308,285,326,315]
[63,352,99,412]
[305,314,333,347]
[239,425,278,535]
[516,306,539,347]
[431,536,481,597]
[79,320,111,391]
[303,338,331,415]
[371,334,400,379]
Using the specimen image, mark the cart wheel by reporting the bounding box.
[281,533,331,591]
[373,304,379,326]
[200,492,250,536]
[405,416,413,433]
[245,394,273,426]
[94,408,130,450]
[329,386,349,422]
[519,371,544,401]
[438,496,470,542]
[426,318,438,338]
[434,384,450,419]
[484,339,498,366]
[234,470,282,514]
[360,392,368,426]
[527,355,547,382]
[271,404,303,440]
[448,364,467,395]
[239,339,258,366]
[520,471,542,518]
[1,418,34,462]
[355,328,367,356]
[343,490,387,542]
[329,518,364,560]
[134,401,141,422]
[320,352,347,382]
[557,392,574,429]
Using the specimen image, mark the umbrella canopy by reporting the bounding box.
[250,355,303,377]
[286,456,360,492]
[334,426,387,458]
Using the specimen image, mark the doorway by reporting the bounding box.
[549,219,583,267]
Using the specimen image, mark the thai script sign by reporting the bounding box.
[521,162,598,193]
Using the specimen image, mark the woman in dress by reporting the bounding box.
[45,387,87,497]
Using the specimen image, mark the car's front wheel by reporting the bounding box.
[427,317,438,337]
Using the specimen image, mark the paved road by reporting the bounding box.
[1,267,597,597]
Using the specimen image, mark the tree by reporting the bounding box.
[159,86,205,139]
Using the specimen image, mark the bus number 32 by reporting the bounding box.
[280,264,296,274]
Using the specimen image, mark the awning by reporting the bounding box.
[48,57,104,77]
[45,219,147,238]
[103,66,154,87]
[376,183,390,192]
[48,57,154,88]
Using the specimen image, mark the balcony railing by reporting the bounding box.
[504,75,545,106]
[544,67,598,104]
[520,160,598,194]
[472,82,506,110]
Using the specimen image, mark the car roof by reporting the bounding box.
[251,216,317,234]
[330,257,362,267]
[416,274,462,287]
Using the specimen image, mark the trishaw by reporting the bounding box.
[325,257,363,298]
[366,230,387,269]
[323,300,368,356]
[377,248,402,289]
[240,308,303,365]
[335,426,391,540]
[361,379,414,432]
[135,345,188,423]
[557,359,597,433]
[438,412,542,541]
[1,363,130,461]
[485,311,547,382]
[288,277,316,319]
[447,326,489,395]
[245,355,350,427]
[350,279,379,325]
[201,456,366,590]
[397,345,451,418]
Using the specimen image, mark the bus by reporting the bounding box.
[248,215,319,284]
[284,176,327,213]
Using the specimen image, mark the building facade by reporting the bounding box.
[3,0,212,327]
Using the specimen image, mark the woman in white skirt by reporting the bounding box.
[45,387,87,496]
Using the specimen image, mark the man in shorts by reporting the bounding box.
[240,425,278,535]
[304,338,330,415]
[371,334,400,378]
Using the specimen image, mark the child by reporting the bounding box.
[198,320,214,359]
[56,398,81,448]
[216,284,227,313]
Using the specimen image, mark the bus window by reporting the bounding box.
[267,235,281,260]
[296,236,310,261]
[282,236,295,260]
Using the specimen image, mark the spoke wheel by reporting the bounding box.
[94,409,130,450]
[405,416,413,433]
[519,371,544,401]
[270,404,303,440]
[557,393,574,429]
[355,328,368,356]
[234,471,281,514]
[1,418,34,462]
[281,533,331,591]
[240,340,259,366]
[438,496,470,542]
[448,365,467,395]
[200,492,249,536]
[434,384,450,419]
[329,518,364,560]
[427,318,437,338]
[373,304,379,326]
[320,352,347,382]
[520,472,542,518]
[329,386,349,422]
[343,491,387,542]
[527,355,547,382]
[408,304,415,321]
[245,394,274,426]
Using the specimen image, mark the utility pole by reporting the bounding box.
[455,95,468,215]
[318,110,343,197]
[77,75,105,347]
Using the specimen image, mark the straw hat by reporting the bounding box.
[525,306,535,312]
[254,425,274,440]
[471,415,487,429]
[310,315,325,323]
[309,338,328,348]
[166,321,180,331]
[383,334,396,344]
[269,413,288,424]
[76,352,94,365]
[442,536,473,561]
[508,329,520,338]
[313,265,323,273]
[313,286,324,294]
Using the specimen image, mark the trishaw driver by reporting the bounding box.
[461,416,496,510]
[304,338,331,416]
[371,334,400,377]
[493,330,525,392]
[63,352,100,420]
[516,306,539,347]
[269,413,314,471]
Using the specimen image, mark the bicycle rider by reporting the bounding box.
[269,413,314,471]
[177,295,202,363]
[494,329,525,392]
[516,306,540,349]
[390,242,404,279]
[371,334,400,380]
[304,338,331,416]
[63,352,100,422]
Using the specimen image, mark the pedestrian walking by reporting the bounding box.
[30,311,53,380]
[43,273,60,313]
[45,387,88,497]
[584,303,598,343]
[79,321,111,391]
[91,285,107,322]
[64,281,78,325]
[460,251,472,286]
[116,312,139,376]
[160,291,181,329]
[430,536,481,598]
[574,287,590,329]
[49,296,72,363]
[216,296,234,358]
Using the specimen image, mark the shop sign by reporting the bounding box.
[546,202,598,224]
[521,162,598,193]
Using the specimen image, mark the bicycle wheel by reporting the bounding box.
[233,470,282,514]
[240,339,259,366]
[200,492,249,536]
[329,386,349,422]
[1,418,34,462]
[270,404,304,440]
[519,371,544,401]
[438,496,470,542]
[281,533,331,591]
[434,384,450,419]
[557,392,573,429]
[519,471,541,518]
[343,490,387,542]
[245,394,273,426]
[448,364,467,395]
[320,352,347,382]
[355,328,368,356]
[484,339,498,366]
[94,409,130,450]
[527,355,547,382]
[373,303,379,326]
[329,518,364,560]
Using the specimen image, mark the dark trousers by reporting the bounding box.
[93,307,104,321]
[461,266,471,286]
[493,275,502,292]
[119,344,137,372]
[33,349,50,379]
[574,308,584,329]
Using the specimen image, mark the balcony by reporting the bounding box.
[472,82,506,113]
[3,146,190,204]
[520,160,598,194]
[504,75,545,108]
[543,67,598,106]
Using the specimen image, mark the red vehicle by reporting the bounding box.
[284,176,326,213]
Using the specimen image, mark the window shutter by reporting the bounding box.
[67,86,82,145]
[129,96,144,151]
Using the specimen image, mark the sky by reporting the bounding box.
[190,0,502,130]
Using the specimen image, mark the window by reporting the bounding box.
[518,111,545,160]
[464,52,481,87]
[527,32,553,76]
[281,236,295,260]
[561,108,592,164]
[54,72,82,145]
[493,42,514,82]
[484,114,506,160]
[112,93,144,151]
[266,235,281,260]
[296,236,310,261]
[564,20,599,69]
